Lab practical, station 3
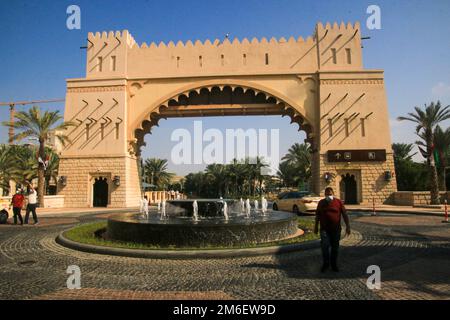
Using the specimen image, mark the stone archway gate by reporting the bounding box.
[58,22,396,208]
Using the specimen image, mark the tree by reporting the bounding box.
[143,158,175,190]
[9,145,38,187]
[0,145,14,194]
[205,163,228,197]
[276,160,297,187]
[392,143,428,191]
[2,106,74,206]
[433,125,450,190]
[43,148,60,195]
[397,101,450,204]
[281,142,311,188]
[392,143,416,162]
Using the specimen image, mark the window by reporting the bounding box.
[361,118,366,137]
[345,48,351,64]
[110,56,116,71]
[100,123,105,140]
[221,54,224,66]
[331,49,337,64]
[243,53,247,65]
[85,124,90,141]
[199,55,203,67]
[97,57,103,72]
[328,118,333,137]
[265,53,269,65]
[176,56,180,68]
[277,192,288,200]
[115,123,120,140]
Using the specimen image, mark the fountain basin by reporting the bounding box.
[106,211,298,247]
[166,199,236,217]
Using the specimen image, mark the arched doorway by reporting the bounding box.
[93,177,108,207]
[340,173,357,204]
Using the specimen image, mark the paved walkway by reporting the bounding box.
[346,204,447,216]
[0,210,448,300]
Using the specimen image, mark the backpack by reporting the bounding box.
[0,209,9,224]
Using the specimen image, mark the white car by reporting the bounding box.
[272,191,321,215]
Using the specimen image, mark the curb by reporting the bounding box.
[347,208,444,217]
[39,208,139,217]
[55,229,320,259]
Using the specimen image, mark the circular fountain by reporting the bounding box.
[106,198,298,247]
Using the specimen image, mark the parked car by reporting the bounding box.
[272,191,321,215]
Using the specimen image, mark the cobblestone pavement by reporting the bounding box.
[0,212,448,300]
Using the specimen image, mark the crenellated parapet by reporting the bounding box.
[315,21,362,70]
[136,35,315,49]
[86,30,136,78]
[85,22,363,79]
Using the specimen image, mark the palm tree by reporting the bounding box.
[433,125,450,190]
[9,145,37,187]
[277,161,297,187]
[2,106,74,206]
[281,143,312,187]
[246,157,268,196]
[391,143,428,191]
[0,145,14,194]
[397,101,450,204]
[143,158,175,190]
[392,143,417,162]
[43,148,60,195]
[206,163,229,197]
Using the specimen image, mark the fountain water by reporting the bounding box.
[245,199,251,218]
[223,201,229,221]
[261,196,268,215]
[160,200,166,220]
[192,200,199,221]
[254,199,259,212]
[106,198,297,247]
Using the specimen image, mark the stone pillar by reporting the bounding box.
[58,155,141,208]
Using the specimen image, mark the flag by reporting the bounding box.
[434,149,441,168]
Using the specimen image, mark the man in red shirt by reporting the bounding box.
[10,189,25,225]
[314,187,351,272]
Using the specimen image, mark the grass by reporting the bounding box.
[63,217,319,251]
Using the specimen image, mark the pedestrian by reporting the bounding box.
[314,187,351,273]
[10,189,24,225]
[25,185,39,225]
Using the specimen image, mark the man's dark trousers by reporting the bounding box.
[320,228,341,268]
[25,204,38,224]
[13,207,23,225]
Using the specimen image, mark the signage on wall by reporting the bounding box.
[327,149,386,162]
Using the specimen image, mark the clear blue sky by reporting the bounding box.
[1,0,449,175]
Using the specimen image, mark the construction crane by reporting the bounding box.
[0,98,65,144]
